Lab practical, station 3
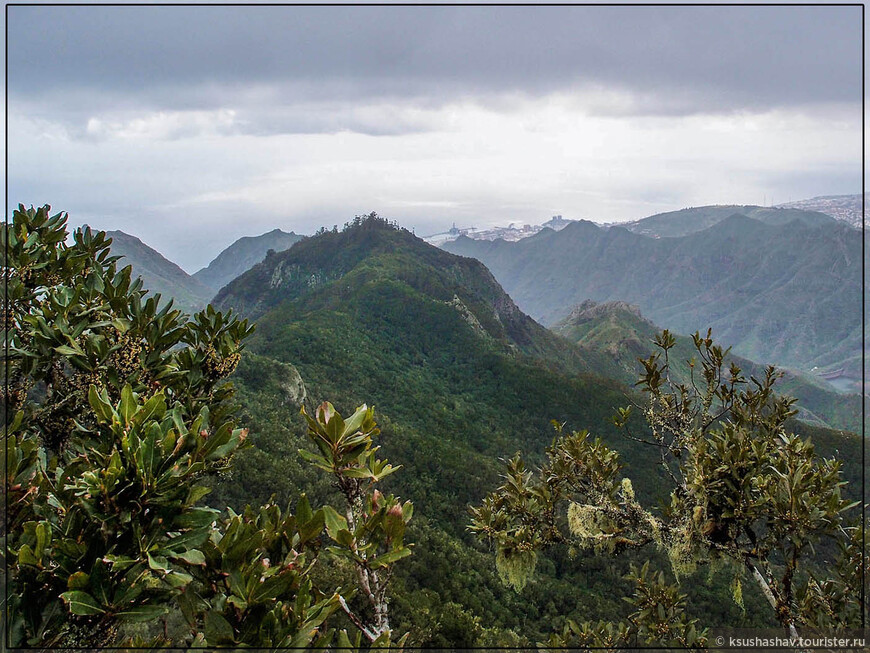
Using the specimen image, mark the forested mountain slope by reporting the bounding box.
[105,229,214,313]
[444,215,862,382]
[211,216,862,645]
[553,300,862,433]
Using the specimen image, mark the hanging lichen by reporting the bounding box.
[619,477,635,502]
[730,575,744,612]
[568,502,612,539]
[567,502,621,554]
[495,546,537,592]
[663,521,701,581]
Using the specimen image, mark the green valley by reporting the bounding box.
[552,300,862,433]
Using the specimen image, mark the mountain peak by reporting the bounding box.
[564,299,643,323]
[563,219,601,234]
[193,228,305,292]
[214,216,623,378]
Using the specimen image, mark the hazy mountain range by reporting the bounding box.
[443,209,862,389]
[105,230,214,314]
[193,228,304,293]
[615,204,837,238]
[105,209,861,432]
[105,201,862,399]
[106,227,305,313]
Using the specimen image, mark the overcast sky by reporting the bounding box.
[7,5,863,271]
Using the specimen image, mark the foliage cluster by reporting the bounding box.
[4,206,411,648]
[471,329,867,645]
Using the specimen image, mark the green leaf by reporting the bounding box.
[185,485,211,507]
[17,544,40,566]
[297,493,313,525]
[325,412,345,443]
[54,344,84,357]
[341,467,375,479]
[102,555,139,571]
[60,591,104,615]
[67,571,90,590]
[117,604,169,623]
[173,507,219,530]
[370,546,412,569]
[334,529,355,548]
[337,630,353,649]
[147,552,170,574]
[298,509,325,545]
[204,611,235,645]
[163,571,193,588]
[322,505,348,539]
[341,404,369,437]
[297,448,330,469]
[120,385,136,424]
[89,559,112,606]
[371,629,393,647]
[163,526,211,553]
[170,549,206,566]
[88,385,114,422]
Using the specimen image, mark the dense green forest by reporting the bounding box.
[212,213,865,645]
[552,300,862,433]
[7,208,865,648]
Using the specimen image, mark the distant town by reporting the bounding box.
[424,193,864,247]
[424,215,577,246]
[775,194,866,229]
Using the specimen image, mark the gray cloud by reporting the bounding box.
[9,5,862,127]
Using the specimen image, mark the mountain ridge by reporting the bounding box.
[620,204,836,238]
[443,214,862,383]
[105,229,213,314]
[552,300,861,433]
[214,217,627,380]
[193,227,304,293]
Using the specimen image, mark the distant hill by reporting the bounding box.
[552,300,861,433]
[105,230,213,314]
[443,214,862,383]
[619,204,836,238]
[194,228,304,293]
[776,194,865,230]
[214,217,629,380]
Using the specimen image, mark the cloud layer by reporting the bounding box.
[7,5,862,271]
